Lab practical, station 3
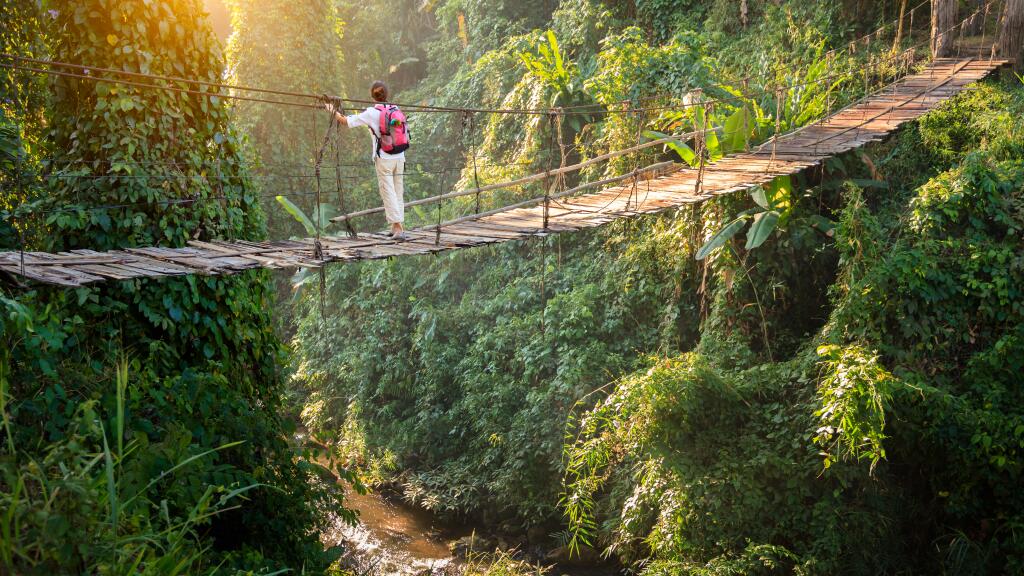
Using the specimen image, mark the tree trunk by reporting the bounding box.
[1001,0,1024,70]
[931,0,958,58]
[892,0,908,52]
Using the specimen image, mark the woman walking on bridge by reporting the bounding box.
[325,81,411,240]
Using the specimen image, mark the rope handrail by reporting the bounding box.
[418,161,679,231]
[0,0,933,116]
[2,0,1004,233]
[0,57,1008,286]
[328,128,712,223]
[4,2,999,226]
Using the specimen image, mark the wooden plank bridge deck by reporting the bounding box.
[0,57,1010,287]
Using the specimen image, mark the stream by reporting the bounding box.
[327,488,468,574]
[325,488,622,576]
[298,429,619,575]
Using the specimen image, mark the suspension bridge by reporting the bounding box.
[0,2,1018,287]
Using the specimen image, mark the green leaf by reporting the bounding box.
[705,125,721,160]
[644,130,695,166]
[766,175,791,211]
[750,186,770,209]
[547,30,563,75]
[101,424,118,528]
[275,196,315,236]
[745,210,780,250]
[696,216,749,260]
[722,106,751,153]
[808,214,837,237]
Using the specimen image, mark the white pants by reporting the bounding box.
[374,157,405,224]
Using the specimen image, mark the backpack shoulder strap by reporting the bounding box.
[370,105,388,157]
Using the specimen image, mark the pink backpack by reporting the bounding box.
[373,104,410,155]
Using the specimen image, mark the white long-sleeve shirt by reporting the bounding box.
[346,106,406,162]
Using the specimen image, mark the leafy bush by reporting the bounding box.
[559,77,1024,574]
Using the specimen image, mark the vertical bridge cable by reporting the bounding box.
[628,103,645,211]
[693,99,709,198]
[12,64,26,278]
[16,148,25,278]
[824,52,833,121]
[460,111,471,212]
[990,0,1004,64]
[768,85,782,175]
[436,115,454,245]
[312,107,338,262]
[435,167,443,245]
[742,76,752,152]
[331,106,357,238]
[554,107,568,209]
[543,110,557,230]
[313,103,339,326]
[864,33,872,99]
[468,111,482,214]
[957,5,965,60]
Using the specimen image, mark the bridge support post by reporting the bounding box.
[931,0,958,58]
[1001,0,1024,70]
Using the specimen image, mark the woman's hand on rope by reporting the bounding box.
[322,98,347,126]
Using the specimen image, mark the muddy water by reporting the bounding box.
[327,489,472,575]
[299,429,619,575]
[327,488,622,576]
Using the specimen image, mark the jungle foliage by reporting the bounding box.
[288,0,1024,574]
[561,80,1024,574]
[3,0,1022,574]
[1,1,341,573]
[225,0,346,239]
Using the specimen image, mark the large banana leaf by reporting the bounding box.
[692,105,722,160]
[722,105,751,154]
[275,195,315,236]
[750,186,770,210]
[547,30,563,76]
[696,214,751,260]
[644,130,695,166]
[766,175,791,211]
[745,210,780,250]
